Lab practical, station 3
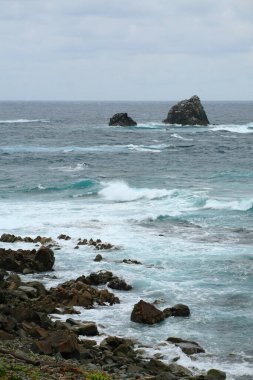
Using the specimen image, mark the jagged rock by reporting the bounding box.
[109,113,137,127]
[131,300,165,324]
[18,286,37,298]
[163,95,209,125]
[0,246,55,273]
[163,303,190,317]
[167,337,205,355]
[85,271,114,285]
[206,369,226,380]
[0,233,52,244]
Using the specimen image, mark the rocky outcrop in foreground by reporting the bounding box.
[163,95,209,125]
[109,113,137,126]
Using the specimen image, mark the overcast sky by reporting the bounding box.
[0,0,253,100]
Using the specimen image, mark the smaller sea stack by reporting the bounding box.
[163,95,209,125]
[109,113,137,126]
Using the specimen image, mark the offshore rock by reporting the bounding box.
[131,300,165,324]
[163,303,190,318]
[163,95,209,125]
[109,113,137,126]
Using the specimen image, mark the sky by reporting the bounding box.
[0,0,253,101]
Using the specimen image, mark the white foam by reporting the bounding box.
[204,198,253,211]
[210,122,253,134]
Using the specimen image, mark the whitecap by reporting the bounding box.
[171,133,193,141]
[99,181,172,202]
[0,119,49,124]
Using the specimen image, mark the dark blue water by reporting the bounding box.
[0,101,252,379]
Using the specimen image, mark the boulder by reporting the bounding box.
[109,113,137,127]
[167,337,205,355]
[163,95,209,125]
[33,330,80,359]
[34,246,55,271]
[131,300,165,324]
[206,369,226,380]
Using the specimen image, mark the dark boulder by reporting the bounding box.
[163,95,209,125]
[109,113,137,127]
[131,300,164,324]
[167,337,205,355]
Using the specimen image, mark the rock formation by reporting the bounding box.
[163,95,209,125]
[109,113,137,126]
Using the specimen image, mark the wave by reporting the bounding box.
[204,198,253,211]
[127,143,169,153]
[99,181,173,202]
[210,122,253,134]
[0,119,49,124]
[0,143,168,154]
[171,133,193,141]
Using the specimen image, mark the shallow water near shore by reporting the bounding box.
[0,101,253,379]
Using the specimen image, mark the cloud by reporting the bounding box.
[0,0,252,100]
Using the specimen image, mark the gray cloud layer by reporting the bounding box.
[0,0,252,100]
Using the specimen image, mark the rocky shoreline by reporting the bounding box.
[0,233,226,380]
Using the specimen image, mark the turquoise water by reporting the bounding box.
[0,101,252,379]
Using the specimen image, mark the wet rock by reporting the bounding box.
[167,337,205,355]
[163,95,209,125]
[131,300,165,324]
[206,369,226,380]
[109,113,137,127]
[108,277,132,291]
[94,254,103,262]
[163,303,190,318]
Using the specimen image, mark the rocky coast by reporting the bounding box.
[0,233,226,380]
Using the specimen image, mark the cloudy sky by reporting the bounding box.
[0,0,253,100]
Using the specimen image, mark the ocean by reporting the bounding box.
[0,101,252,379]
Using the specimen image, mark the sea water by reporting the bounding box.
[0,101,252,379]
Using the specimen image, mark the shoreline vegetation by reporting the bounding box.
[0,233,226,380]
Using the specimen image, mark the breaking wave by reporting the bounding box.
[0,119,49,124]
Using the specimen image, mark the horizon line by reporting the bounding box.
[0,99,253,102]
